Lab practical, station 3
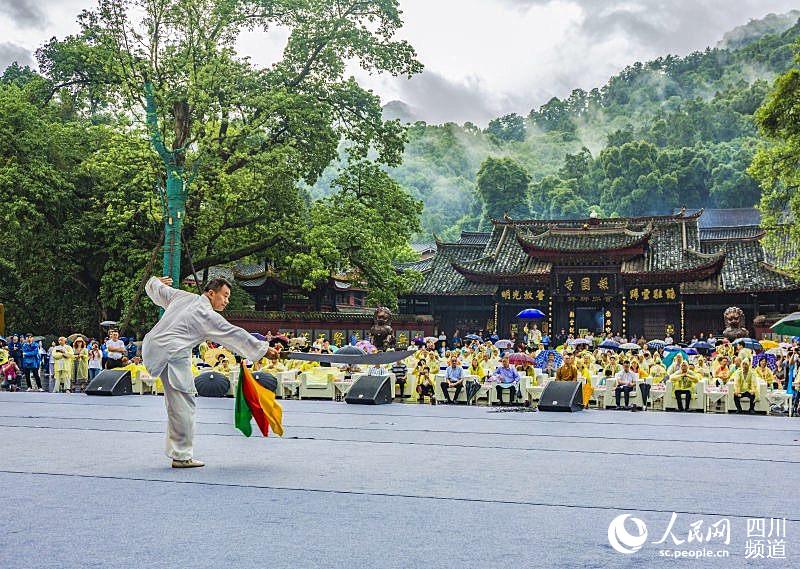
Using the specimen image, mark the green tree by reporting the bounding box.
[749,56,800,272]
[475,157,531,223]
[38,0,423,283]
[485,113,525,142]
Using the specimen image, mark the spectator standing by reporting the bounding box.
[104,330,126,369]
[21,334,43,391]
[88,341,103,381]
[51,337,74,393]
[72,338,89,392]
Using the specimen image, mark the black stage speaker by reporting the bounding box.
[345,374,392,405]
[538,380,583,412]
[85,370,133,396]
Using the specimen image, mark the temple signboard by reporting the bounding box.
[555,273,618,296]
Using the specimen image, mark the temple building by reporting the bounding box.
[397,209,800,341]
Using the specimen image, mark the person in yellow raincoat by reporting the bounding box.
[649,354,667,383]
[731,359,758,413]
[669,361,699,412]
[575,357,593,406]
[72,338,89,392]
[121,356,150,393]
[754,357,778,389]
[51,337,74,393]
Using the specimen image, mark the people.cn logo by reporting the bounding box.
[607,514,648,554]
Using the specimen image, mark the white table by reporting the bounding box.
[704,386,729,413]
[764,389,793,416]
[647,384,667,411]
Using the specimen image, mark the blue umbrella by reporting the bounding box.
[535,349,563,369]
[646,340,666,350]
[683,348,699,355]
[464,334,482,341]
[733,338,762,351]
[663,344,682,352]
[599,339,619,350]
[489,334,500,342]
[689,341,713,355]
[517,308,545,319]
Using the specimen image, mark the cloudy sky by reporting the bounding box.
[1,0,798,124]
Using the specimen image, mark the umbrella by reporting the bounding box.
[683,348,699,355]
[619,342,640,351]
[568,338,591,346]
[194,371,231,398]
[759,340,779,349]
[464,334,482,341]
[489,334,500,342]
[663,344,682,352]
[753,352,777,371]
[250,332,267,341]
[733,338,762,351]
[516,308,545,319]
[204,347,235,367]
[424,336,439,343]
[599,339,620,350]
[508,352,535,366]
[495,339,513,349]
[67,333,88,343]
[771,312,800,337]
[534,349,563,369]
[335,345,367,356]
[647,340,666,350]
[252,371,278,393]
[689,341,714,354]
[99,320,118,327]
[662,349,688,369]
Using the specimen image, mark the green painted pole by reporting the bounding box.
[162,167,186,283]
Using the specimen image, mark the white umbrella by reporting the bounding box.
[100,320,118,327]
[619,342,640,351]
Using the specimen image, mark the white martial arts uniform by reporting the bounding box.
[142,277,269,460]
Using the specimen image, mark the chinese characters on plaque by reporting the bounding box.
[556,274,617,295]
[499,288,547,302]
[628,287,677,302]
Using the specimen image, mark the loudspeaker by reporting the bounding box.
[538,380,583,412]
[345,374,392,405]
[85,370,133,396]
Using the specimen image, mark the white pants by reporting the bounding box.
[162,362,196,460]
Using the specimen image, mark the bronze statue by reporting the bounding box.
[722,306,749,341]
[370,306,395,351]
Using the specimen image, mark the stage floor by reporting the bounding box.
[0,392,797,568]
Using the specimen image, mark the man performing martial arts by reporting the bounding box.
[143,276,273,468]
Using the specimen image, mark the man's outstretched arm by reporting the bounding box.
[145,276,195,309]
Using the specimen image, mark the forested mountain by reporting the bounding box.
[352,12,800,240]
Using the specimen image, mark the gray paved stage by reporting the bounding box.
[0,392,798,568]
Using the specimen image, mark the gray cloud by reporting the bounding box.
[390,70,502,124]
[0,0,48,28]
[0,42,34,70]
[502,0,800,54]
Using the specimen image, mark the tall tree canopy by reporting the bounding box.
[1,0,424,335]
[475,156,531,224]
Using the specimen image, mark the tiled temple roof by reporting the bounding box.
[403,211,800,295]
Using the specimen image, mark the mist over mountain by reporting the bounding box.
[329,11,800,239]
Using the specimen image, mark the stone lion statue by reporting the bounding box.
[722,306,749,341]
[370,306,395,351]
